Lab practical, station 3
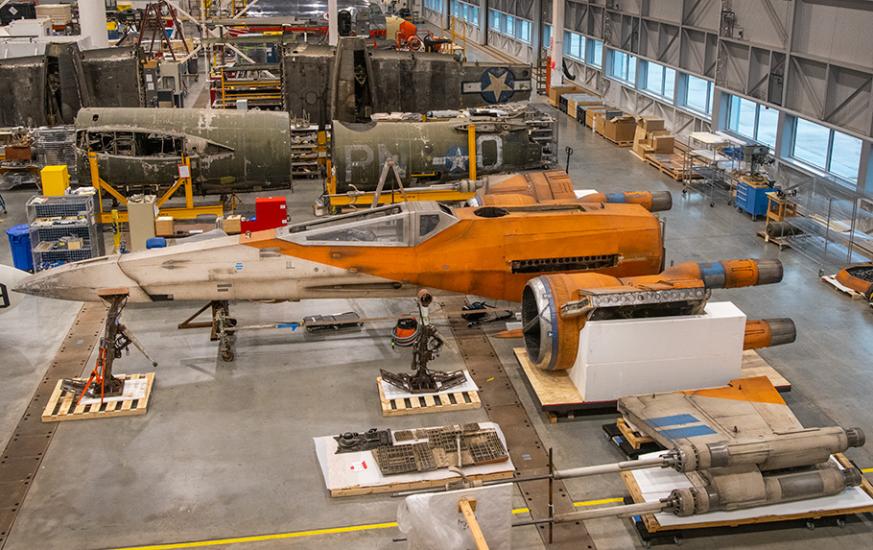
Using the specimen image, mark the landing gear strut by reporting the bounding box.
[178,300,237,362]
[61,289,157,403]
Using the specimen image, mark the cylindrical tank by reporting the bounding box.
[79,0,110,49]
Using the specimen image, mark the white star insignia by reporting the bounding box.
[483,71,512,102]
[448,150,467,171]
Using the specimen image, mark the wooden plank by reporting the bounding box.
[330,470,514,497]
[623,453,873,533]
[376,377,481,417]
[41,373,155,423]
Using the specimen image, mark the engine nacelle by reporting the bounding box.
[522,259,784,371]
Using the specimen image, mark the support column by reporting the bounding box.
[477,0,488,46]
[550,0,564,87]
[531,0,543,67]
[328,0,338,46]
[444,0,451,30]
[79,0,109,49]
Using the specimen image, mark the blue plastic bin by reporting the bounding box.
[146,237,167,249]
[6,224,32,272]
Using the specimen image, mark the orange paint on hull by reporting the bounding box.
[242,204,664,302]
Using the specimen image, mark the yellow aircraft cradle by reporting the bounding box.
[88,152,224,224]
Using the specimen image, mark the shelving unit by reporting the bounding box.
[27,193,104,271]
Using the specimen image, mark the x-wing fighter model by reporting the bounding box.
[542,376,865,522]
[15,201,665,304]
[522,258,788,371]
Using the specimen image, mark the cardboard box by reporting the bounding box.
[597,115,637,143]
[637,117,665,132]
[40,165,70,196]
[155,216,175,237]
[651,134,675,154]
[223,215,242,234]
[548,85,581,107]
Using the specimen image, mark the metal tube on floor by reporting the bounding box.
[554,455,670,479]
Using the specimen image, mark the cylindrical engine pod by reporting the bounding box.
[584,191,674,212]
[667,465,862,516]
[669,426,865,473]
[521,258,785,371]
[743,319,796,350]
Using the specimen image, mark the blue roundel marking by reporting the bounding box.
[445,145,468,173]
[699,261,726,288]
[480,67,516,104]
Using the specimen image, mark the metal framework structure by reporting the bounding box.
[423,0,873,202]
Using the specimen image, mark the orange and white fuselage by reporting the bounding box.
[16,201,665,304]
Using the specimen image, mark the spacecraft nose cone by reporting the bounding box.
[13,256,135,302]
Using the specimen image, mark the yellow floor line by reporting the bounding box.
[863,467,873,473]
[116,498,625,549]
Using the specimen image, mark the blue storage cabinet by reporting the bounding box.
[6,224,33,272]
[735,180,772,220]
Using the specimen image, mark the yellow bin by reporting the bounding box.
[40,165,70,196]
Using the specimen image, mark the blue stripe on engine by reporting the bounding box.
[659,425,717,440]
[606,193,626,203]
[646,414,699,427]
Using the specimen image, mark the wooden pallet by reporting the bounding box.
[616,417,654,450]
[41,373,155,422]
[597,132,633,147]
[646,153,700,181]
[622,453,873,535]
[376,377,481,416]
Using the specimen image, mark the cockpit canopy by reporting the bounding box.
[279,202,458,247]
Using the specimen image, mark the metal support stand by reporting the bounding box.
[61,289,158,404]
[380,290,466,394]
[177,300,237,362]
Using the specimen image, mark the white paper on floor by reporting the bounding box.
[78,377,148,405]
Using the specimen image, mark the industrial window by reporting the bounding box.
[607,49,636,84]
[488,8,532,44]
[726,95,781,150]
[587,39,603,68]
[543,24,551,46]
[517,19,531,43]
[641,61,676,102]
[424,0,443,13]
[451,1,478,27]
[564,31,584,60]
[681,74,713,115]
[790,116,862,185]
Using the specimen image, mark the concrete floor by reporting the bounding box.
[2,107,873,549]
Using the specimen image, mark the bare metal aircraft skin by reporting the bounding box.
[333,104,556,192]
[15,201,665,304]
[75,108,294,194]
[619,377,865,516]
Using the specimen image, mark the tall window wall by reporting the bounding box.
[641,60,676,102]
[451,0,479,26]
[789,116,863,185]
[725,95,779,148]
[489,8,531,43]
[607,49,636,84]
[424,0,443,13]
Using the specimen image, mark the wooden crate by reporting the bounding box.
[377,377,481,416]
[616,417,654,450]
[622,453,873,534]
[42,373,155,422]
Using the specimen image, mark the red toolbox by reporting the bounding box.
[241,197,288,233]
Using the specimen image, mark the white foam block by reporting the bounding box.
[77,377,149,405]
[569,302,746,402]
[630,451,873,526]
